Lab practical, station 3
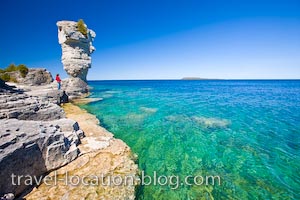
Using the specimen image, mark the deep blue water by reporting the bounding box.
[80,80,300,200]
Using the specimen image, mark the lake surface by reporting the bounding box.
[81,80,300,199]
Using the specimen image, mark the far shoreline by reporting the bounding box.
[87,79,300,81]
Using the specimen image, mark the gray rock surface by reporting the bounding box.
[0,89,64,121]
[0,85,84,197]
[0,193,14,200]
[56,20,96,98]
[21,68,53,86]
[1,68,53,86]
[61,77,89,99]
[0,118,83,197]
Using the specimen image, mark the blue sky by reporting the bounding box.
[0,0,299,79]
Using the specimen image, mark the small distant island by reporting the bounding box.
[181,77,221,80]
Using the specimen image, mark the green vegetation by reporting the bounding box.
[5,64,17,72]
[77,19,88,37]
[0,63,29,82]
[9,76,18,83]
[17,64,29,78]
[0,73,11,82]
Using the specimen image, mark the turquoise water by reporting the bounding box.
[80,80,300,200]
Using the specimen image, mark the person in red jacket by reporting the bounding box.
[56,74,61,90]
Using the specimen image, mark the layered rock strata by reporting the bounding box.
[22,68,53,86]
[25,103,139,200]
[0,90,64,120]
[56,20,96,97]
[0,83,139,199]
[0,118,83,196]
[0,68,53,86]
[0,85,84,198]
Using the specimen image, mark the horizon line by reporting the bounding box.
[87,78,300,81]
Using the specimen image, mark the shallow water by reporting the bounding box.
[81,80,300,200]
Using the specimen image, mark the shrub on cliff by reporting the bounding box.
[10,76,18,83]
[0,64,29,81]
[77,19,87,37]
[0,73,11,82]
[17,64,29,78]
[5,64,17,72]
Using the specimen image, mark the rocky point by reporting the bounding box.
[56,20,96,98]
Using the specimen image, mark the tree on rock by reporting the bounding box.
[0,73,10,82]
[77,19,87,37]
[17,64,29,78]
[5,64,17,72]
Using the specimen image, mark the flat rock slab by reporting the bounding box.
[25,102,139,200]
[0,118,83,197]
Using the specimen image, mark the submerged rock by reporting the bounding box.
[192,116,231,128]
[56,20,96,98]
[139,106,158,113]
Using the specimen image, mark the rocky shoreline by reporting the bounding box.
[0,20,139,200]
[0,80,139,199]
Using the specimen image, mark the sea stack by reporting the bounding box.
[56,20,96,98]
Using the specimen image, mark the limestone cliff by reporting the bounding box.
[22,68,53,86]
[0,85,84,198]
[56,20,96,97]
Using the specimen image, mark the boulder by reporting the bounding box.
[0,68,53,86]
[0,90,64,121]
[0,82,84,197]
[61,77,89,98]
[0,118,83,197]
[21,68,53,86]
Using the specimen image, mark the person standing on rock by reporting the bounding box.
[56,74,61,90]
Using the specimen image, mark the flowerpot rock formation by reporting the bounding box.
[56,20,96,98]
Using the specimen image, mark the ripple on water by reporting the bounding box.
[82,80,300,200]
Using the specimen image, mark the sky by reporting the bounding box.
[0,0,299,80]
